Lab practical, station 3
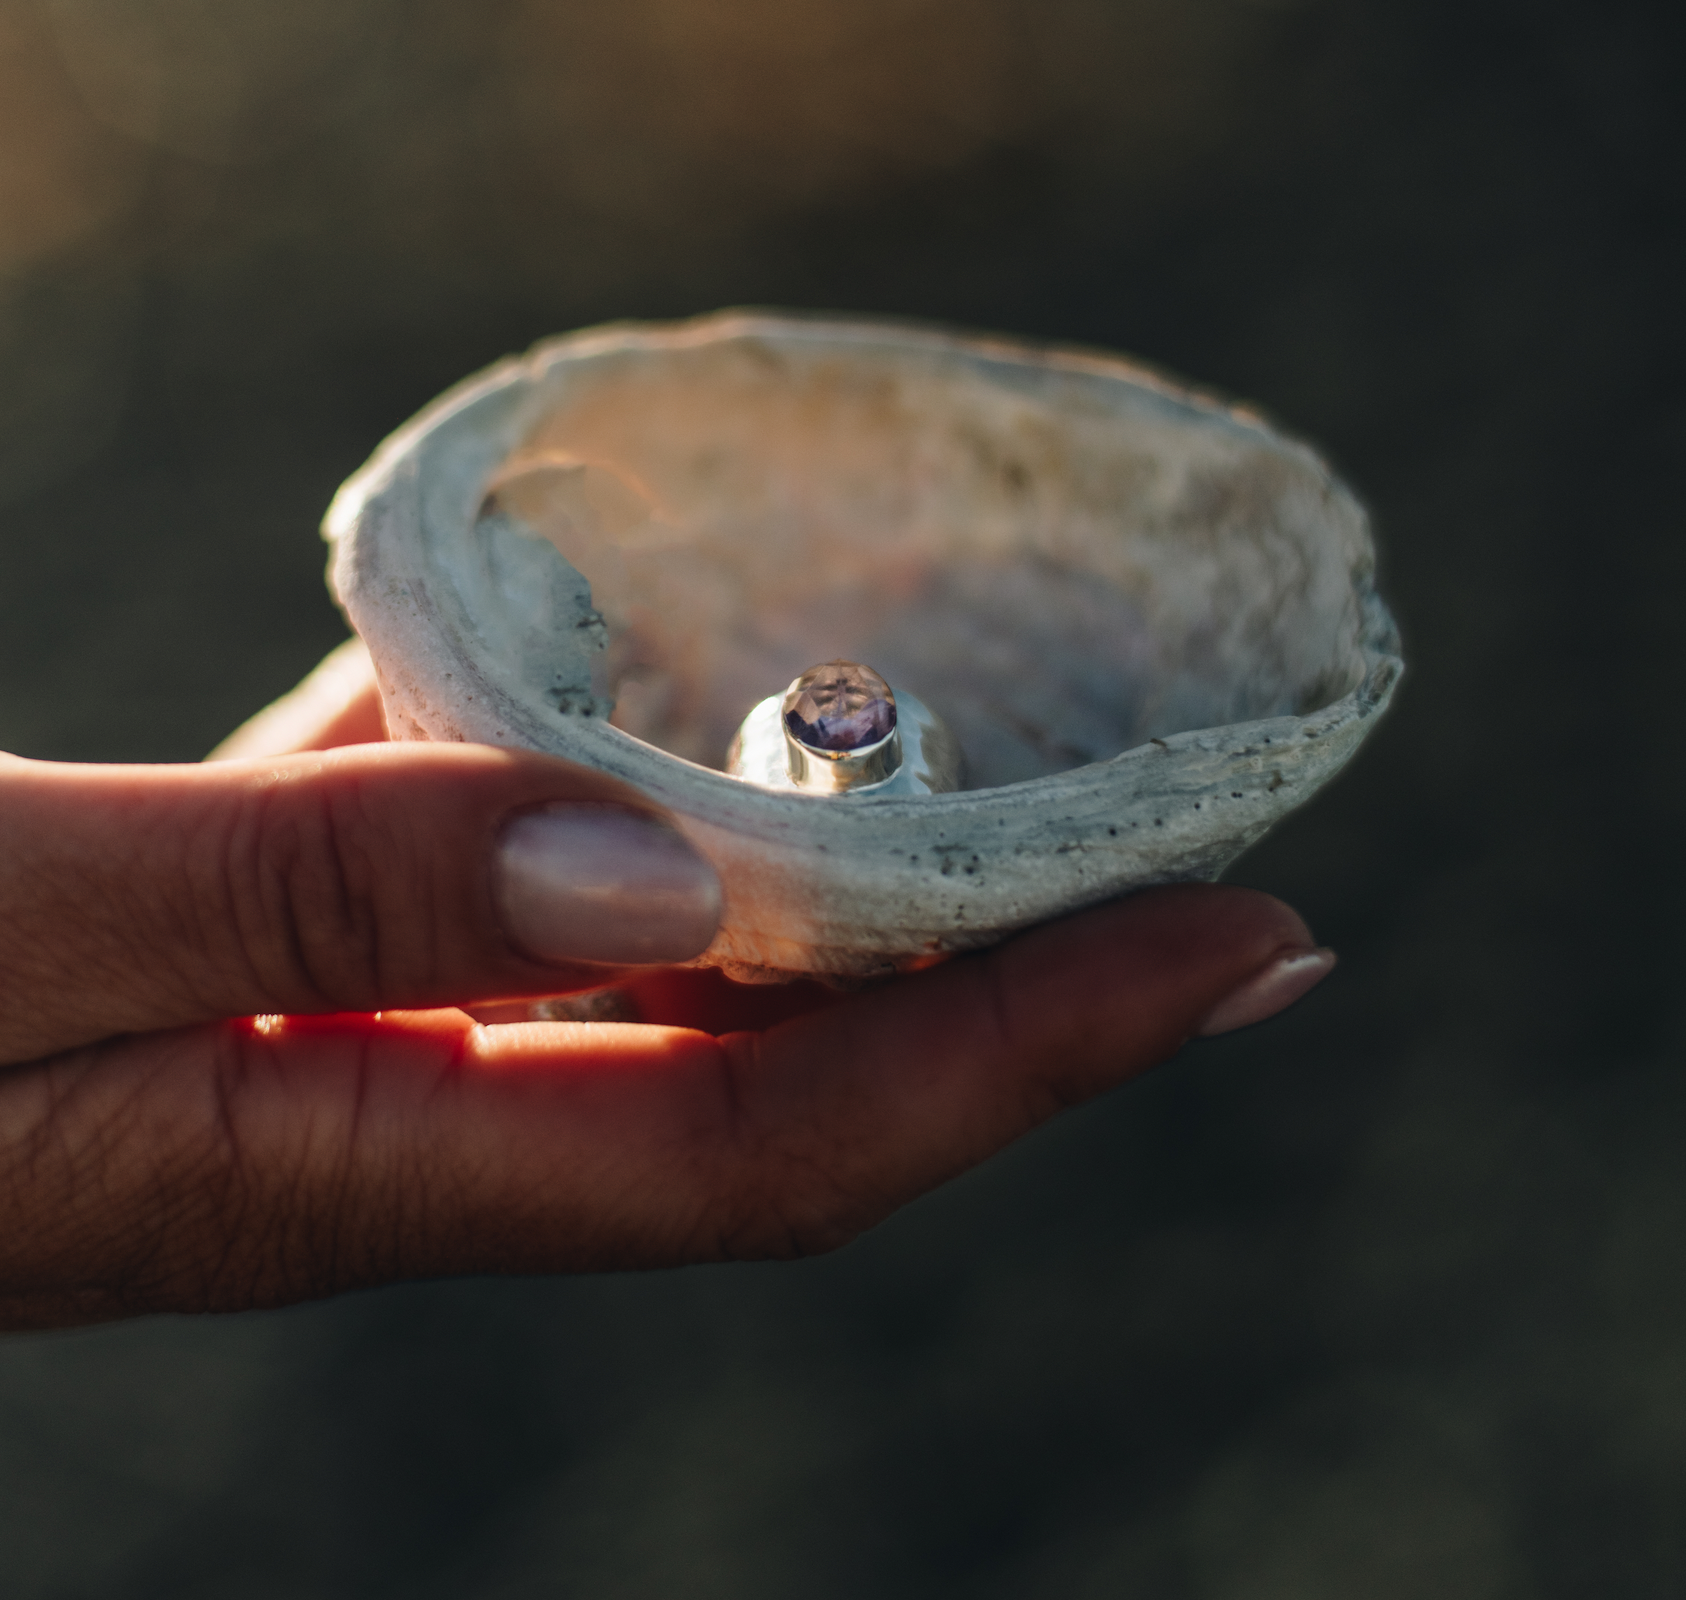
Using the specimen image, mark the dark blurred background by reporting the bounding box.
[2,0,1683,1593]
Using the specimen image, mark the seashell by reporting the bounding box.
[325,312,1402,983]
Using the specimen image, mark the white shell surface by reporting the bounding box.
[325,312,1402,982]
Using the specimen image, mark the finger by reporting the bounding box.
[0,886,1329,1323]
[688,882,1332,1259]
[207,639,387,760]
[0,743,721,1064]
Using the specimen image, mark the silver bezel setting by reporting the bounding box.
[727,684,963,796]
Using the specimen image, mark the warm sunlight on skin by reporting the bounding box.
[0,641,1330,1331]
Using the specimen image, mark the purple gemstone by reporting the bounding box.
[783,660,897,752]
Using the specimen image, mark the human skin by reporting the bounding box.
[0,644,1332,1331]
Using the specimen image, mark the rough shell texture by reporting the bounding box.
[325,312,1402,982]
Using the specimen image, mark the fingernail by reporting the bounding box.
[1196,947,1337,1037]
[494,804,722,966]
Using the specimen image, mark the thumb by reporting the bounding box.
[0,743,721,1065]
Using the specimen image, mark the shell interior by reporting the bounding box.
[476,330,1376,789]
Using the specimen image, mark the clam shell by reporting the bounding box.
[325,312,1401,982]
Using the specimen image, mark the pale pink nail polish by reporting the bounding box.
[494,804,722,966]
[1196,948,1337,1037]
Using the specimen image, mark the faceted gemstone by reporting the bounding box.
[782,660,897,752]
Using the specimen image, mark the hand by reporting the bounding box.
[0,642,1333,1330]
